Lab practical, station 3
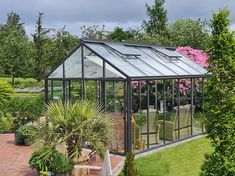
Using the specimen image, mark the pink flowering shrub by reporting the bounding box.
[176,46,209,68]
[175,46,209,96]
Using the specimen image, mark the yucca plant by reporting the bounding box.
[34,100,116,163]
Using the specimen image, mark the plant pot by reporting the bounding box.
[14,131,24,145]
[36,171,54,176]
[55,173,70,176]
[136,140,146,150]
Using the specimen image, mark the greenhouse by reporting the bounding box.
[44,39,211,155]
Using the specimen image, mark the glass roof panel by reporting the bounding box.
[152,47,181,57]
[85,43,146,77]
[105,62,126,78]
[138,47,191,75]
[105,43,140,56]
[127,46,174,76]
[177,56,207,74]
[47,40,208,79]
[125,58,163,76]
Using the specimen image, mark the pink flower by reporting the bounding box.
[176,46,209,68]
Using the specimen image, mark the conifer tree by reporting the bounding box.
[143,0,168,36]
[201,8,235,176]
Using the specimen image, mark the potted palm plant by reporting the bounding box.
[33,100,116,167]
[135,113,147,150]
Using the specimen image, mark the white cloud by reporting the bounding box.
[0,0,235,37]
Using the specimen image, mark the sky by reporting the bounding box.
[0,0,234,37]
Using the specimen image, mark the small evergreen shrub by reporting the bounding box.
[123,152,138,176]
[16,124,37,145]
[0,111,13,133]
[0,80,14,105]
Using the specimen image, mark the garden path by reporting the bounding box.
[0,134,123,176]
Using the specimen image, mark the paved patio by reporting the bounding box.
[0,134,124,176]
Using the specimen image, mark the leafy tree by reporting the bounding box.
[80,25,108,39]
[5,12,26,36]
[108,27,131,41]
[34,100,115,163]
[50,27,80,67]
[201,8,235,176]
[0,12,30,85]
[32,12,52,81]
[143,0,168,36]
[168,19,209,49]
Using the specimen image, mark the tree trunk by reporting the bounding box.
[12,76,15,87]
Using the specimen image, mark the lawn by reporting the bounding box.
[135,137,213,176]
[0,77,43,88]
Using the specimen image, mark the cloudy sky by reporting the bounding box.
[0,0,234,37]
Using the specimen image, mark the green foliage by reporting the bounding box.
[123,152,138,176]
[0,77,43,88]
[135,113,147,128]
[201,8,235,176]
[168,19,210,49]
[32,12,52,81]
[143,0,168,36]
[33,100,116,163]
[50,27,80,68]
[0,94,44,130]
[108,27,132,41]
[16,124,37,145]
[0,112,13,133]
[0,12,31,85]
[29,147,73,174]
[80,25,108,39]
[0,80,14,104]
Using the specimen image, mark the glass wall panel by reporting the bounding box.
[157,80,177,144]
[132,80,147,152]
[65,48,82,78]
[49,65,63,78]
[84,80,98,103]
[69,80,82,102]
[193,78,204,134]
[105,81,125,154]
[50,81,64,100]
[147,81,161,149]
[178,79,192,139]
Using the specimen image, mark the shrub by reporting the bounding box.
[0,111,13,133]
[29,147,73,174]
[0,94,44,130]
[123,152,138,176]
[16,124,37,145]
[0,80,14,105]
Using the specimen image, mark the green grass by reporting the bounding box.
[0,77,43,88]
[135,137,213,176]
